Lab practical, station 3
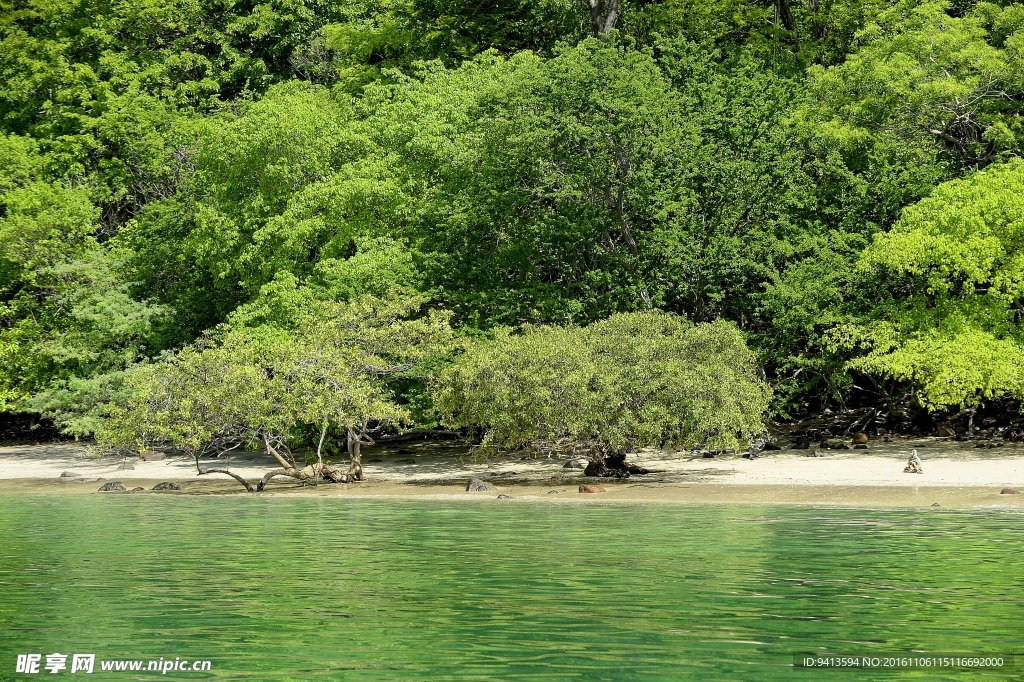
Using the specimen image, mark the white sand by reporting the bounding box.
[0,437,1020,505]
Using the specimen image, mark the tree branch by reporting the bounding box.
[198,468,255,493]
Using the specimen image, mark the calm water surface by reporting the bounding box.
[0,496,1021,680]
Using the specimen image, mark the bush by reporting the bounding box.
[435,311,770,458]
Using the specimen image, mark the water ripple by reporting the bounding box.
[0,498,1021,679]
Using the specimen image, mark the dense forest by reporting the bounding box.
[2,0,1023,459]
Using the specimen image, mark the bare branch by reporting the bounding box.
[198,468,255,493]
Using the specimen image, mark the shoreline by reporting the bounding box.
[0,437,1021,507]
[0,475,1019,507]
[2,478,1022,508]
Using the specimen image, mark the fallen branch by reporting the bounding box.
[257,468,303,491]
[198,468,255,493]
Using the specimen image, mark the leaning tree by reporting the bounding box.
[100,295,452,490]
[434,311,771,475]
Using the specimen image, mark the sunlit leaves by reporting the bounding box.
[100,294,453,454]
[835,160,1024,410]
[435,311,770,454]
[806,0,1024,168]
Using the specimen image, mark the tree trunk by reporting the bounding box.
[774,0,799,51]
[588,0,618,38]
[808,0,825,42]
[347,428,363,482]
[263,434,296,470]
[776,0,797,33]
[315,423,328,484]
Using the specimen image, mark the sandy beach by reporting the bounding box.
[0,436,1021,507]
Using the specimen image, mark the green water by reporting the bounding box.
[0,497,1021,680]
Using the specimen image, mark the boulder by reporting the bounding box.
[117,462,135,471]
[152,482,181,491]
[59,471,82,478]
[852,432,869,444]
[819,438,849,450]
[496,494,512,499]
[853,444,868,449]
[1000,488,1020,495]
[936,424,956,438]
[562,459,586,470]
[579,484,606,493]
[129,487,145,492]
[466,478,496,492]
[791,437,811,450]
[139,450,166,461]
[98,482,126,492]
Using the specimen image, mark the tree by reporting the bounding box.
[0,134,168,433]
[435,311,770,474]
[805,0,1024,169]
[357,40,818,328]
[348,42,689,325]
[99,294,453,490]
[122,81,368,342]
[830,159,1024,412]
[622,0,892,68]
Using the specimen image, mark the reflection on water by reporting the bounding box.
[0,497,1021,680]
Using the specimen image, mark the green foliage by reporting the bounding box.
[626,0,891,68]
[9,0,1024,435]
[0,135,168,430]
[99,294,453,454]
[123,81,369,338]
[353,38,897,339]
[360,41,690,324]
[21,251,171,436]
[805,0,1024,169]
[321,0,585,91]
[832,160,1024,410]
[0,0,356,220]
[435,311,770,454]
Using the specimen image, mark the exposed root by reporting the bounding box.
[584,451,650,478]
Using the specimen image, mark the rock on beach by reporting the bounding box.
[466,478,496,492]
